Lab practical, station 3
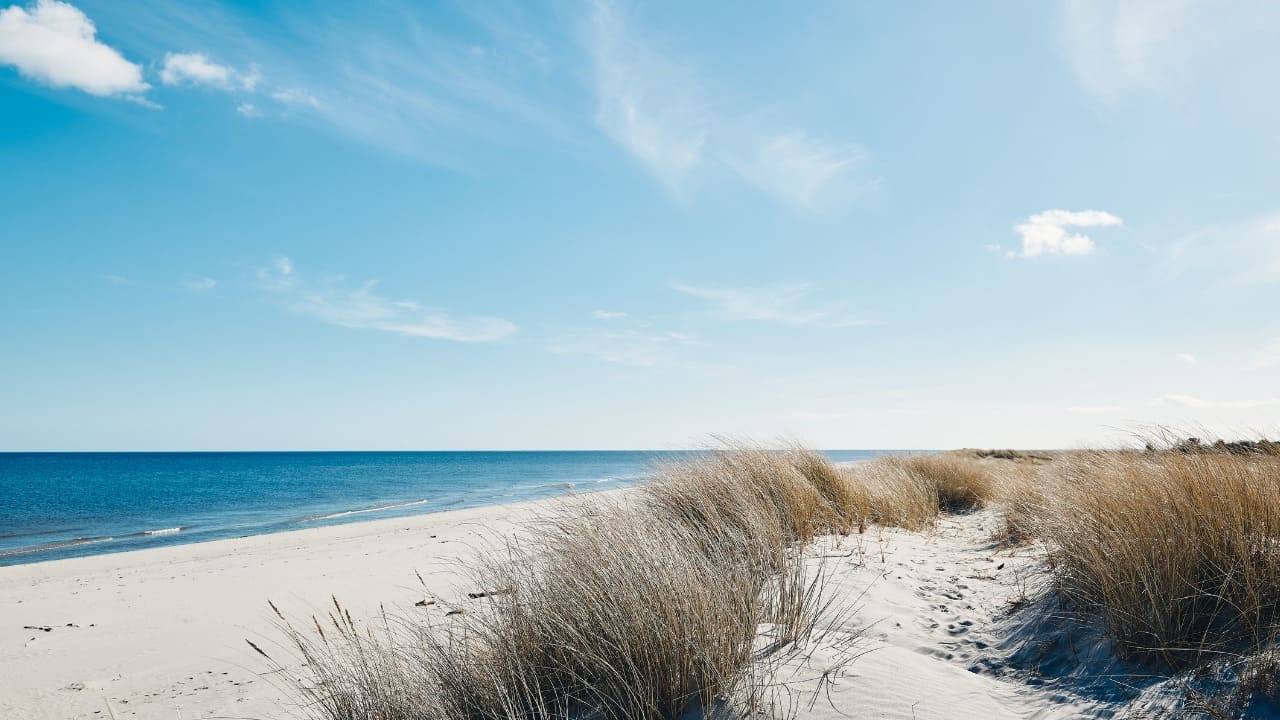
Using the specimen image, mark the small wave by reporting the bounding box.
[0,535,116,559]
[304,499,430,522]
[143,527,183,536]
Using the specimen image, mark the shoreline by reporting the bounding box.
[0,493,578,720]
[0,477,640,569]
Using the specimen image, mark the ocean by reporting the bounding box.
[0,450,901,566]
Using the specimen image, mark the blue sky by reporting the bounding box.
[2,0,1279,450]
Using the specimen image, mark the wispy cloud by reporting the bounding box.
[1176,352,1197,365]
[551,327,702,367]
[587,0,706,191]
[236,102,260,117]
[1009,209,1122,258]
[728,132,876,212]
[1060,0,1201,97]
[1151,393,1280,410]
[257,257,516,343]
[1163,214,1280,286]
[159,51,257,90]
[249,4,569,164]
[591,309,627,320]
[179,274,216,291]
[271,87,319,109]
[671,283,870,328]
[586,0,875,211]
[0,0,149,99]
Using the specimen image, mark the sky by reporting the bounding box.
[2,0,1280,451]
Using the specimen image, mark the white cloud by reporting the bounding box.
[272,87,319,109]
[1010,209,1122,258]
[1176,352,1196,365]
[161,52,241,89]
[1067,405,1124,414]
[671,282,869,328]
[0,0,148,98]
[591,309,627,320]
[236,102,261,118]
[180,275,216,291]
[257,258,514,343]
[1151,393,1280,410]
[1061,0,1201,97]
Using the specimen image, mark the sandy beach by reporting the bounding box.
[1,497,555,720]
[3,483,1104,720]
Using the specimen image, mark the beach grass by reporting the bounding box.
[1033,448,1280,667]
[266,444,857,720]
[833,452,999,532]
[264,435,1280,716]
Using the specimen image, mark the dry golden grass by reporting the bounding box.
[839,459,937,531]
[1036,450,1280,666]
[836,453,1001,531]
[643,445,835,552]
[898,454,997,511]
[266,445,856,720]
[984,458,1052,544]
[784,445,864,535]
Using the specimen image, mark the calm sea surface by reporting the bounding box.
[0,450,904,566]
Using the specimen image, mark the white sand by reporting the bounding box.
[1,498,550,720]
[2,498,1108,720]
[784,510,1101,720]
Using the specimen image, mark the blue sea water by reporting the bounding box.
[0,450,901,566]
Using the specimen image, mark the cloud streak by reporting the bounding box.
[587,0,707,192]
[0,0,148,98]
[1163,214,1280,286]
[586,0,875,211]
[180,274,216,291]
[551,327,702,367]
[671,283,870,328]
[258,257,516,343]
[1061,0,1201,97]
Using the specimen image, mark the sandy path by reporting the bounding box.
[785,510,1098,720]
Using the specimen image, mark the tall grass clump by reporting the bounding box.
[839,459,938,531]
[837,453,999,531]
[643,445,836,552]
[1037,450,1280,666]
[784,445,864,534]
[898,454,996,511]
[265,445,853,720]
